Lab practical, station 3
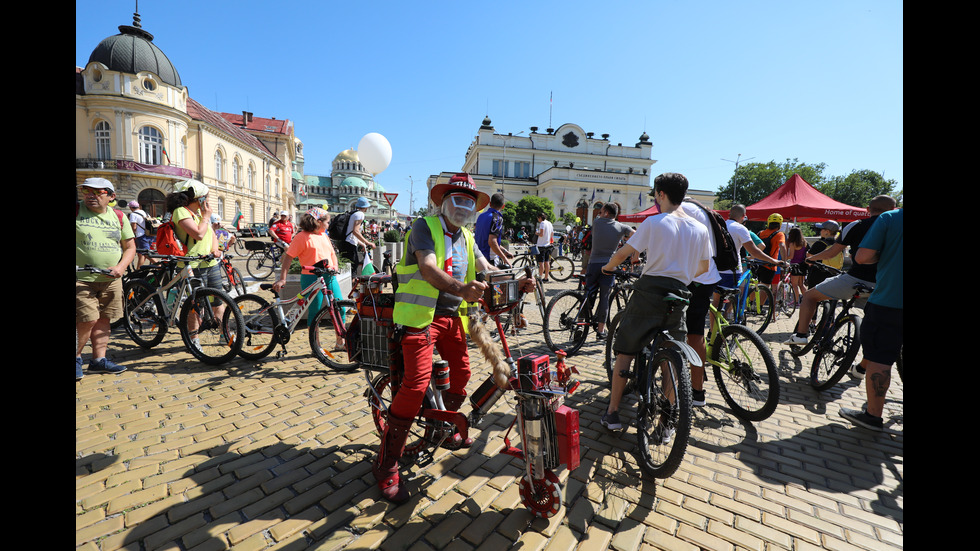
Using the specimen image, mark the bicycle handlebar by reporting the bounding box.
[76,265,115,275]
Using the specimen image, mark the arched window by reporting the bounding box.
[214,150,224,182]
[265,175,270,197]
[138,126,164,165]
[247,165,255,190]
[232,157,240,187]
[95,121,111,160]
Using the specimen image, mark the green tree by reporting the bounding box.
[715,158,828,208]
[816,169,899,209]
[512,196,555,229]
[501,202,517,230]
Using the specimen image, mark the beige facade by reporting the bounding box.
[75,16,293,228]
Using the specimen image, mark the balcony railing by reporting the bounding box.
[76,158,194,179]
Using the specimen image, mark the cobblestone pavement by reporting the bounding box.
[76,268,903,550]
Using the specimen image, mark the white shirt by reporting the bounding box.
[725,219,754,273]
[679,201,719,284]
[627,211,711,285]
[346,210,365,246]
[536,220,554,247]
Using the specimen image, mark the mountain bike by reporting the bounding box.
[788,262,872,391]
[121,253,244,365]
[218,253,247,296]
[233,260,357,369]
[602,291,700,479]
[543,269,638,356]
[704,285,780,421]
[244,240,284,280]
[364,268,581,518]
[510,249,574,282]
[771,267,796,320]
[728,261,777,335]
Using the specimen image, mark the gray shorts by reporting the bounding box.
[813,273,874,304]
[613,276,690,356]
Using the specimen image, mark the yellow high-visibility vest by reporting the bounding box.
[394,216,477,332]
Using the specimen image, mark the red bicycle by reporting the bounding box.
[363,267,582,518]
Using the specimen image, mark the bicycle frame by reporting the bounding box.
[129,259,203,327]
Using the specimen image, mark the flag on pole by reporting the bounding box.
[233,210,244,230]
[590,189,595,201]
[162,146,171,165]
[562,189,565,201]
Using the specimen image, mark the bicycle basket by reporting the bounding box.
[244,240,267,251]
[483,273,521,309]
[359,316,394,370]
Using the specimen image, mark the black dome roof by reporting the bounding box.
[87,12,182,88]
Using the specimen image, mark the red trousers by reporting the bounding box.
[389,315,471,419]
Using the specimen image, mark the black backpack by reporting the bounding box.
[327,210,354,242]
[687,199,740,273]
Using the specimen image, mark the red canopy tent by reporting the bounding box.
[743,174,869,222]
[618,203,660,223]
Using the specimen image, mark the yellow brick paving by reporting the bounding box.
[77,270,902,550]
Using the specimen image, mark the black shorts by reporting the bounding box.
[859,302,904,365]
[536,246,553,263]
[685,280,718,335]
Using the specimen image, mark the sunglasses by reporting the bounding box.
[447,193,476,211]
[79,187,110,196]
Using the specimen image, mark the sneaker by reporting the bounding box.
[848,363,866,380]
[76,357,84,381]
[595,331,608,341]
[651,423,675,445]
[839,408,883,431]
[692,389,706,407]
[601,411,622,430]
[783,333,809,345]
[88,357,126,374]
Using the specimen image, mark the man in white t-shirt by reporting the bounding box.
[340,196,375,275]
[535,212,554,280]
[721,204,784,291]
[600,173,711,432]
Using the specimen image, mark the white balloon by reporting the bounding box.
[357,133,392,175]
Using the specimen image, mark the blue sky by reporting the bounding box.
[76,1,903,215]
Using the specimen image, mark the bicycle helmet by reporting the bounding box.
[767,213,783,225]
[174,179,209,199]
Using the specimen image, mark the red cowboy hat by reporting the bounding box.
[430,173,491,211]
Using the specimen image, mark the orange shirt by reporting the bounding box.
[286,230,338,275]
[758,229,785,259]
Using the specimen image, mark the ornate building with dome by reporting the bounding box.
[298,148,396,222]
[75,9,296,229]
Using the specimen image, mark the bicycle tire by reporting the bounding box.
[773,284,795,319]
[231,267,247,296]
[543,289,590,356]
[636,347,692,479]
[122,279,168,348]
[309,300,359,371]
[741,284,774,335]
[603,310,636,396]
[245,251,276,280]
[710,324,780,421]
[810,314,862,391]
[550,256,575,282]
[178,287,244,365]
[233,293,280,360]
[367,372,435,464]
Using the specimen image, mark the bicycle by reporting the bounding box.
[233,260,358,369]
[218,253,247,297]
[121,252,244,365]
[543,268,638,356]
[243,239,285,280]
[785,262,871,391]
[486,266,548,338]
[703,284,780,421]
[771,266,796,320]
[731,261,778,335]
[363,268,581,518]
[509,248,574,282]
[602,290,700,479]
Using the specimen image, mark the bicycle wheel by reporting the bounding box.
[550,256,575,282]
[710,324,780,421]
[122,279,168,348]
[741,284,774,335]
[178,287,244,365]
[603,311,636,396]
[543,290,590,356]
[233,293,280,360]
[636,347,692,479]
[773,284,795,319]
[309,300,359,371]
[245,251,276,280]
[367,372,435,464]
[810,314,862,391]
[230,267,247,296]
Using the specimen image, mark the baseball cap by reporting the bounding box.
[815,220,840,233]
[82,177,115,193]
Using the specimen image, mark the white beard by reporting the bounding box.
[442,202,476,227]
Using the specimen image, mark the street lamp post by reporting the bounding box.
[722,153,754,204]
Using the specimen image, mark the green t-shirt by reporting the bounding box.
[172,206,217,268]
[76,204,135,282]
